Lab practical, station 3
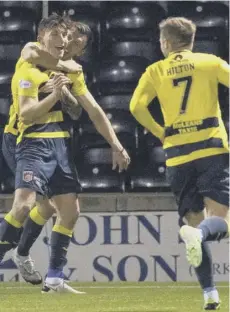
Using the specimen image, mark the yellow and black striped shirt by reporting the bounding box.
[5,41,88,139]
[130,50,229,166]
[11,62,88,143]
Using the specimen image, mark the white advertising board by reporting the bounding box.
[0,212,228,282]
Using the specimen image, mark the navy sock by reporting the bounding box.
[0,220,21,261]
[194,242,214,290]
[17,218,43,256]
[198,216,228,242]
[47,230,71,277]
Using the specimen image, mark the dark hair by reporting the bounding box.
[38,13,68,40]
[72,21,93,49]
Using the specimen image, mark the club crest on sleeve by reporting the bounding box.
[19,80,32,89]
[23,171,33,182]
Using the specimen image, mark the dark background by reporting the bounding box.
[0,1,229,194]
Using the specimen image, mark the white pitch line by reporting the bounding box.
[2,285,229,290]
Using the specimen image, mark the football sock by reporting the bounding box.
[198,216,228,242]
[17,206,47,256]
[194,242,214,291]
[0,214,23,261]
[47,225,72,278]
[203,287,219,303]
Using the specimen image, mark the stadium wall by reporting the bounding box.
[0,210,228,283]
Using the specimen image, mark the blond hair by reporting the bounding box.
[159,17,196,50]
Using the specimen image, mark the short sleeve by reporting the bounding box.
[68,72,88,97]
[130,65,157,111]
[216,57,230,88]
[137,66,157,100]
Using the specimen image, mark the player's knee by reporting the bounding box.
[11,200,33,221]
[52,194,80,228]
[59,204,79,229]
[11,189,36,222]
[204,197,229,219]
[36,199,56,220]
[66,209,79,228]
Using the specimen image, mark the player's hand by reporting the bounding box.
[112,147,131,173]
[62,60,82,73]
[39,79,54,93]
[52,73,71,98]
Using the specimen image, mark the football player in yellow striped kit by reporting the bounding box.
[0,14,130,293]
[130,17,229,310]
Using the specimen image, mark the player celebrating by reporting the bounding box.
[0,14,130,293]
[11,21,108,288]
[130,17,229,310]
[1,24,85,286]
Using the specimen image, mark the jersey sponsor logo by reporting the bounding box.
[23,171,33,182]
[19,80,32,89]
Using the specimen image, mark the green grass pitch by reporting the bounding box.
[0,282,228,312]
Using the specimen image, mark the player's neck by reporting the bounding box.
[168,47,192,56]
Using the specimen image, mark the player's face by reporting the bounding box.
[42,25,68,59]
[66,29,88,58]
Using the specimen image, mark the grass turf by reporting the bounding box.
[0,282,228,312]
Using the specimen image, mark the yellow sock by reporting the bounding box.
[29,206,47,226]
[53,225,73,237]
[4,213,22,228]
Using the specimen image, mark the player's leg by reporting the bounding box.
[13,198,56,284]
[1,133,24,254]
[184,210,220,310]
[2,132,48,252]
[43,193,84,294]
[16,198,56,257]
[0,188,36,262]
[197,197,229,242]
[167,163,218,309]
[179,155,228,310]
[42,138,84,294]
[10,138,57,283]
[180,154,229,266]
[167,162,207,267]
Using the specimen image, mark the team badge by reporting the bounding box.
[23,171,33,182]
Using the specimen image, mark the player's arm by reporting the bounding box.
[216,57,230,88]
[19,73,71,124]
[21,42,82,73]
[130,68,164,142]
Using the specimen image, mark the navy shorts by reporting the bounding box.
[166,154,229,218]
[15,137,81,198]
[2,132,17,174]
